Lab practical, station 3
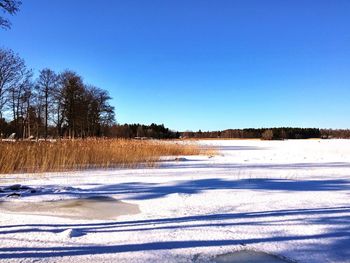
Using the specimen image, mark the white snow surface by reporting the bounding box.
[0,139,350,262]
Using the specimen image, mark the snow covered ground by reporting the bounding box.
[0,139,350,263]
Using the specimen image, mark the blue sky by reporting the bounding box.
[0,0,349,131]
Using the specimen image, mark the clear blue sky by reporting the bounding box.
[1,0,349,131]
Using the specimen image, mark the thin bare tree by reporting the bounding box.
[36,68,58,139]
[0,48,29,137]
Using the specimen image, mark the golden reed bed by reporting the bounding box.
[0,139,202,174]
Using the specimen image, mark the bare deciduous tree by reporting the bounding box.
[36,68,58,139]
[7,68,32,138]
[60,71,86,138]
[0,48,30,136]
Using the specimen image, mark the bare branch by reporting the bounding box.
[0,0,22,29]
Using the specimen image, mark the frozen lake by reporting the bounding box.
[0,139,350,262]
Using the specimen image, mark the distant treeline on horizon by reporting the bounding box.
[94,125,350,140]
[181,128,350,140]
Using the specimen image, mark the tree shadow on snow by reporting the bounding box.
[4,176,350,201]
[0,206,349,261]
[84,177,350,200]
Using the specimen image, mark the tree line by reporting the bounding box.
[0,48,115,139]
[182,128,350,140]
[320,129,350,139]
[107,123,180,139]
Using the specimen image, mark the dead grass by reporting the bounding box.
[0,139,204,174]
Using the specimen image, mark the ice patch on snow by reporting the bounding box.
[0,196,140,220]
[214,250,292,263]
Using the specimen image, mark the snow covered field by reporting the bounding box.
[1,139,350,263]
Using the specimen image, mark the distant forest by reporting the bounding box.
[107,127,350,140]
[182,128,350,140]
[108,124,180,139]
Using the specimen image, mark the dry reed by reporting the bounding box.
[0,139,203,174]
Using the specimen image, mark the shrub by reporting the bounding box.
[261,129,274,140]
